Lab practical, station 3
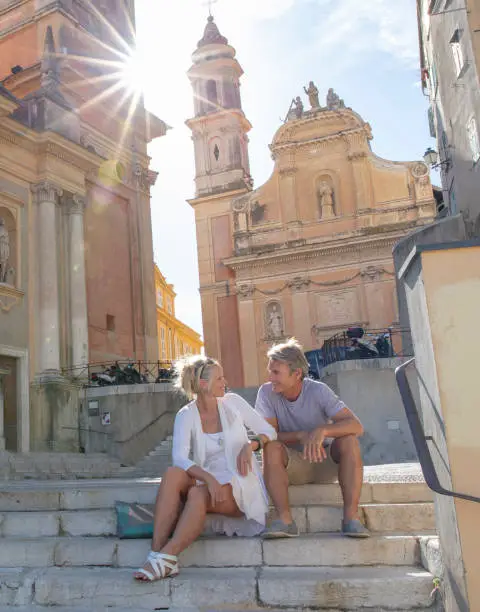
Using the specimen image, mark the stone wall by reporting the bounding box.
[235,358,419,466]
[320,359,418,465]
[80,383,187,465]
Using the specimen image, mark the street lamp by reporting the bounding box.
[423,147,451,170]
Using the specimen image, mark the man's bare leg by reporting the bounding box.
[263,441,293,524]
[331,434,363,523]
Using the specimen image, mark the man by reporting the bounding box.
[256,338,369,538]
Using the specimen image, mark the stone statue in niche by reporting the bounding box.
[326,88,345,111]
[318,182,335,219]
[266,303,284,339]
[250,201,266,225]
[304,81,320,109]
[0,218,11,284]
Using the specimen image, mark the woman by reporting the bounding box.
[134,355,276,582]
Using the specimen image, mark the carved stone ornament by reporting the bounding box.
[411,162,429,179]
[361,265,384,281]
[232,193,250,213]
[32,181,63,203]
[0,284,23,312]
[236,283,255,298]
[287,276,311,291]
[68,194,86,215]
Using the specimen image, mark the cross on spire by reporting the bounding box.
[203,0,218,17]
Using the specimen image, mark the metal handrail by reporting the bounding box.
[395,358,480,504]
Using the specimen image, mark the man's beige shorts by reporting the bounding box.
[285,444,338,485]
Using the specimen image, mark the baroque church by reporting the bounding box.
[187,16,437,388]
[0,1,165,451]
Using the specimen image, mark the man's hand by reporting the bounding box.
[302,428,327,463]
[237,443,253,477]
[205,476,227,507]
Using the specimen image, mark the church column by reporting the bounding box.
[68,194,89,370]
[236,284,259,387]
[32,182,63,378]
[289,278,313,346]
[0,368,7,451]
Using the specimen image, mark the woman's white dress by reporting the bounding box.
[172,393,277,536]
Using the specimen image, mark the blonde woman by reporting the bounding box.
[134,355,276,582]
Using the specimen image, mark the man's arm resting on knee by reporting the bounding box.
[303,408,364,462]
[264,417,308,446]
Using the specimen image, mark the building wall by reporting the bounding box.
[0,1,165,450]
[154,265,203,362]
[84,185,137,362]
[191,106,436,387]
[419,0,480,230]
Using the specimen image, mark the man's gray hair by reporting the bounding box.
[267,338,309,378]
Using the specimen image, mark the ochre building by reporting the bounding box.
[0,1,165,451]
[155,265,203,361]
[187,17,436,388]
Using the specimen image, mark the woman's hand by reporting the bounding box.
[236,442,253,477]
[205,476,227,507]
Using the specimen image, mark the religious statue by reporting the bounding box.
[0,218,10,284]
[304,81,320,109]
[318,182,335,218]
[267,303,284,339]
[326,88,345,111]
[293,96,304,119]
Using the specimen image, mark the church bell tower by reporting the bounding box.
[186,16,252,197]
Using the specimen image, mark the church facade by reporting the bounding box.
[187,17,437,388]
[0,1,165,451]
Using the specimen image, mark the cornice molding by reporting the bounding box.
[224,232,411,271]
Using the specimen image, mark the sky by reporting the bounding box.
[132,0,434,338]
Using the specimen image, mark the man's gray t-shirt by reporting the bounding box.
[255,378,346,444]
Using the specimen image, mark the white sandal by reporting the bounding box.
[134,551,179,582]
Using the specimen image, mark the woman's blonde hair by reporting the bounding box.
[174,354,220,400]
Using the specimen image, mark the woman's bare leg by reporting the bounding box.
[151,466,195,551]
[161,484,242,557]
[134,467,194,580]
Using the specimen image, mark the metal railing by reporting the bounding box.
[396,358,480,504]
[61,360,175,387]
[322,327,413,367]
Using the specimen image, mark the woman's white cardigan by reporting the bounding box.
[172,392,277,526]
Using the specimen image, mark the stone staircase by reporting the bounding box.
[132,436,173,477]
[0,452,134,481]
[0,468,442,611]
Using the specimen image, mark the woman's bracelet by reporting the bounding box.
[250,435,264,451]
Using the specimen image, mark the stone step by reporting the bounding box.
[0,453,125,481]
[0,534,428,569]
[4,566,435,609]
[0,502,435,538]
[0,479,433,512]
[0,608,437,612]
[258,566,436,609]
